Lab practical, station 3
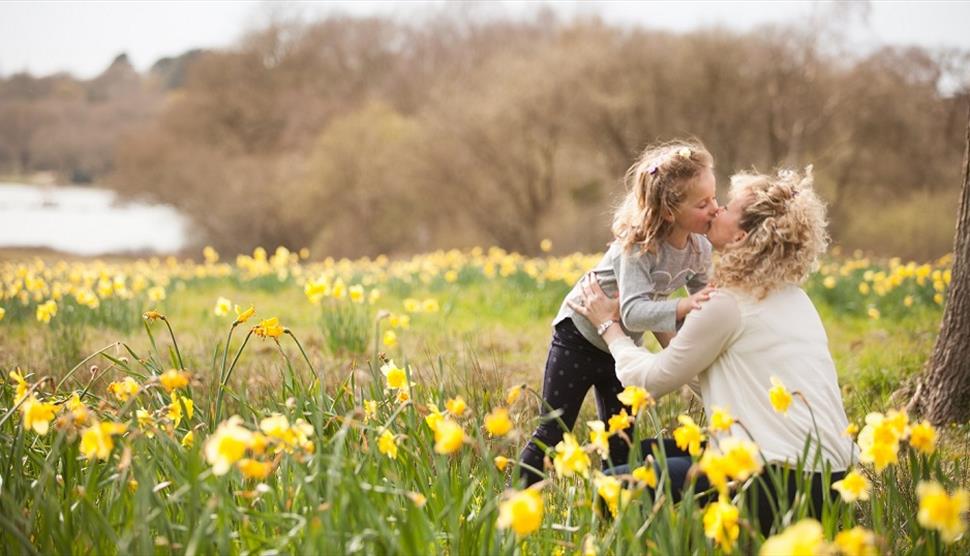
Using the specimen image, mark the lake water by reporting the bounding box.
[0,182,188,255]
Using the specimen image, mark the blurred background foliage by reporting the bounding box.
[1,10,968,259]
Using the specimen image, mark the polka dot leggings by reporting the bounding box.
[518,318,630,486]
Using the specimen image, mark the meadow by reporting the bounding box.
[1,245,967,555]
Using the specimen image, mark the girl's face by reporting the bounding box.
[707,190,749,251]
[672,168,719,235]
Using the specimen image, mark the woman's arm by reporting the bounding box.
[570,277,741,399]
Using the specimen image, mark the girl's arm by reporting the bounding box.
[571,277,741,400]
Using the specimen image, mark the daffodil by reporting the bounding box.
[917,481,969,543]
[484,407,513,437]
[834,526,879,556]
[238,458,273,480]
[213,296,232,317]
[434,418,465,454]
[497,488,543,536]
[587,420,610,458]
[107,377,140,402]
[703,497,740,553]
[380,361,410,390]
[608,409,632,434]
[181,430,195,448]
[832,469,871,503]
[505,384,523,405]
[908,420,937,455]
[205,416,254,475]
[553,433,591,478]
[234,305,255,324]
[768,376,792,414]
[253,317,284,338]
[759,519,827,555]
[857,411,902,472]
[494,455,511,471]
[632,465,657,488]
[673,415,704,456]
[617,385,653,416]
[20,395,57,435]
[79,421,128,460]
[383,330,398,348]
[445,396,467,417]
[159,369,189,392]
[378,429,398,459]
[363,399,378,421]
[36,299,57,323]
[594,472,628,517]
[709,406,735,432]
[168,393,194,428]
[9,369,28,404]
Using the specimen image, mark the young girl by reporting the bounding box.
[518,140,719,486]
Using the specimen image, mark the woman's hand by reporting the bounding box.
[567,272,620,328]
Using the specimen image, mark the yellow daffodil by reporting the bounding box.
[768,376,793,414]
[540,239,552,252]
[494,455,511,472]
[0,306,5,321]
[253,317,284,338]
[234,305,255,324]
[673,415,704,456]
[703,497,740,553]
[159,369,189,392]
[238,458,273,480]
[834,526,879,556]
[587,420,610,458]
[917,481,969,543]
[147,286,166,302]
[36,299,57,323]
[484,407,513,437]
[9,370,28,404]
[594,472,628,517]
[349,285,365,303]
[168,393,194,428]
[380,361,410,390]
[181,430,195,448]
[909,420,937,455]
[422,298,439,313]
[497,488,543,537]
[617,385,653,416]
[21,395,57,435]
[445,396,467,417]
[363,399,378,422]
[632,465,657,488]
[434,418,465,455]
[378,429,398,459]
[425,404,444,432]
[79,421,128,460]
[107,377,140,402]
[710,406,735,432]
[857,412,901,472]
[65,392,90,426]
[608,409,632,434]
[832,469,871,503]
[505,384,523,405]
[843,423,860,439]
[759,519,827,555]
[205,416,254,475]
[383,330,398,348]
[553,433,591,478]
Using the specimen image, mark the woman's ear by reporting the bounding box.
[733,230,748,243]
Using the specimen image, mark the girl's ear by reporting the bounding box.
[733,230,748,243]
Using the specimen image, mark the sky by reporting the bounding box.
[1,1,969,78]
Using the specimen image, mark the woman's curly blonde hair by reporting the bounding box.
[612,139,714,254]
[714,166,829,299]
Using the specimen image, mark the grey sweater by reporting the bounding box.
[553,234,713,352]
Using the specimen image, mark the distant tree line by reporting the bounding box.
[2,12,967,258]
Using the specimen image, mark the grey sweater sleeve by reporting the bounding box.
[617,251,680,333]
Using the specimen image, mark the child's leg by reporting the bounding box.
[517,320,598,487]
[592,363,633,469]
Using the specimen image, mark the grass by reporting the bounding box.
[0,248,967,554]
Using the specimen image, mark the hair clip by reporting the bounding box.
[677,147,692,159]
[647,165,659,175]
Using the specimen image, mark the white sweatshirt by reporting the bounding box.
[608,285,856,471]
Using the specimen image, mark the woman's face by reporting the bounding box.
[707,190,749,250]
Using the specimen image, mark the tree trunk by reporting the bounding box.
[915,107,970,425]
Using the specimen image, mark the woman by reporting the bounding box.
[569,167,856,533]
